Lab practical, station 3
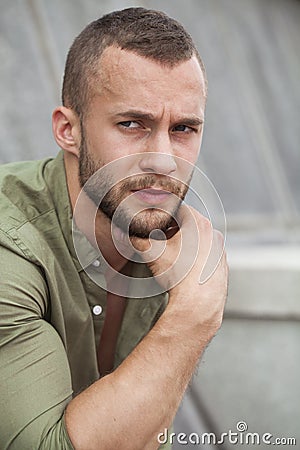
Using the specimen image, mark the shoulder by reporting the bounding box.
[0,241,49,322]
[0,157,54,231]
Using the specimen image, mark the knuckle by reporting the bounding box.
[214,228,224,240]
[197,214,212,231]
[214,229,225,246]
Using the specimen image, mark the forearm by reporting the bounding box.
[65,299,210,450]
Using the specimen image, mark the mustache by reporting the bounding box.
[119,174,186,196]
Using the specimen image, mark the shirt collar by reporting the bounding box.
[44,150,102,272]
[72,223,106,271]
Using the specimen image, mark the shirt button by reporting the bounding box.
[92,305,103,316]
[92,259,100,268]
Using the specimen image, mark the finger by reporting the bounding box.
[130,234,167,264]
[199,229,225,284]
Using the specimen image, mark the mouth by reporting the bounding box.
[131,187,173,205]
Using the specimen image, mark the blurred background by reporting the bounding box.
[1,0,299,448]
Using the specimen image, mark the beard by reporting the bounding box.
[78,130,190,238]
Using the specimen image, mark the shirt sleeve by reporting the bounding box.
[0,245,74,449]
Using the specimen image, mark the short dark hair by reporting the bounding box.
[62,7,207,117]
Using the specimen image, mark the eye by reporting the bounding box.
[173,124,196,133]
[119,121,140,129]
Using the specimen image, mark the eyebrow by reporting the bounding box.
[113,109,204,126]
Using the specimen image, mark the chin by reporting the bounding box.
[116,209,174,239]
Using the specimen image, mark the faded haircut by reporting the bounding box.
[62,7,207,118]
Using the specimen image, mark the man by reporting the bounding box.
[0,7,228,450]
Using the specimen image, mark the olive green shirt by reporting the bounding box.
[0,152,169,449]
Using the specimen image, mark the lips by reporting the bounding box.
[131,188,172,205]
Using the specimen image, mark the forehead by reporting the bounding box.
[91,46,206,115]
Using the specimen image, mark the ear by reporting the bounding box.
[52,106,81,157]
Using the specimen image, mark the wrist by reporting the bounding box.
[165,291,222,343]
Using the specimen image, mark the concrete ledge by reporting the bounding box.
[226,246,300,317]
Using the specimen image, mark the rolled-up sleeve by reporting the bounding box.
[0,245,74,449]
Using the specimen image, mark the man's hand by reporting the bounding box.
[131,204,228,340]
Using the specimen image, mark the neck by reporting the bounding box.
[64,151,129,273]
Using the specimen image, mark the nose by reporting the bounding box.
[138,134,177,175]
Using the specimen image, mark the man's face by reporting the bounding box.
[78,46,206,237]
